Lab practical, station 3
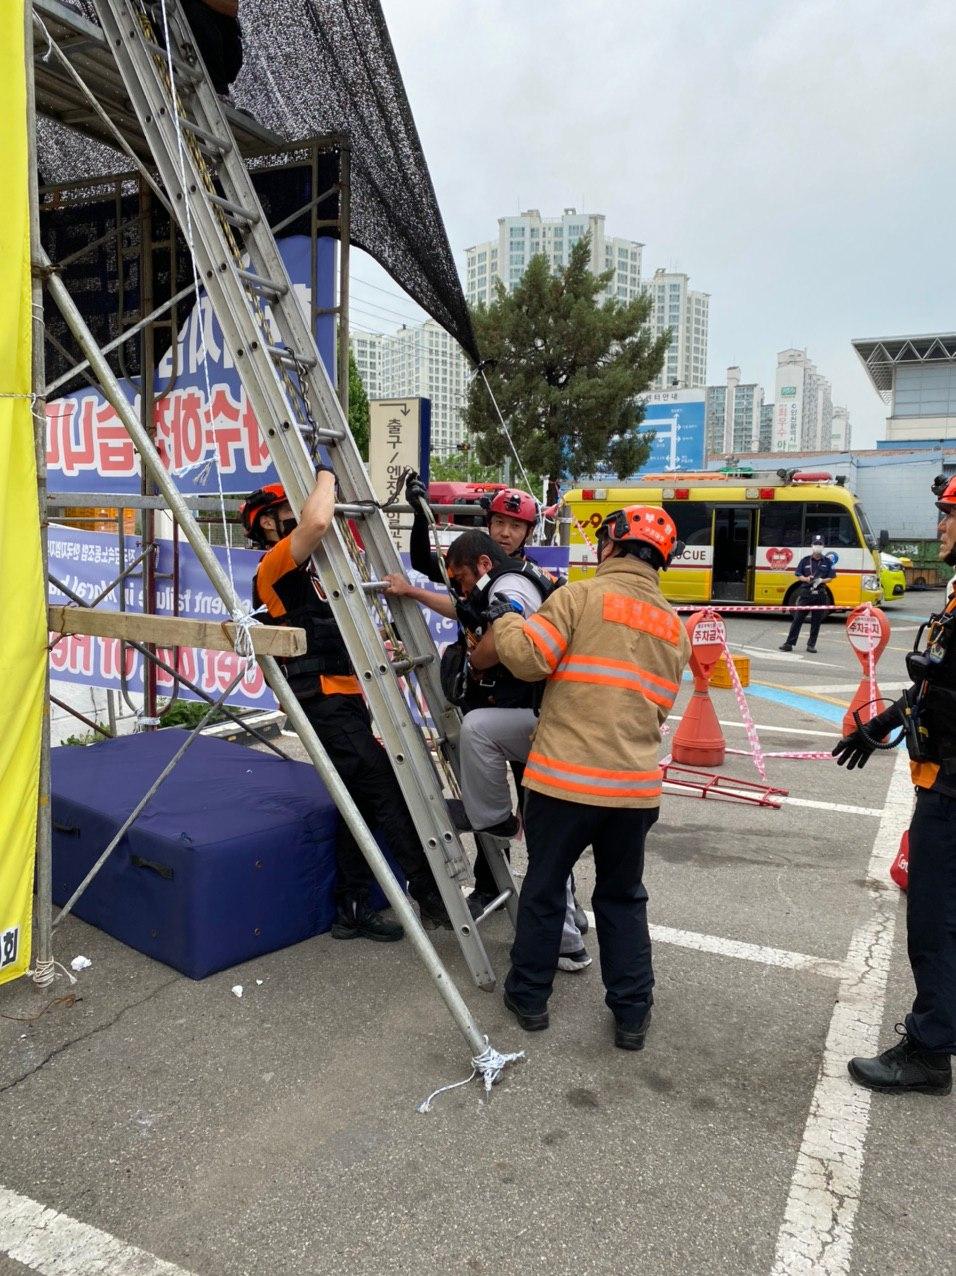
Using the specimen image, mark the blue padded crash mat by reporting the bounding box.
[51,730,343,979]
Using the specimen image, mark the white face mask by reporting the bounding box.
[811,546,823,557]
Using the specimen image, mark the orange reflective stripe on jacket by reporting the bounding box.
[552,654,680,710]
[525,751,663,800]
[523,612,567,670]
[602,592,682,645]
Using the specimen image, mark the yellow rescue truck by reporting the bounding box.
[562,469,883,608]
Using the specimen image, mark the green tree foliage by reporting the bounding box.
[348,349,371,460]
[463,237,671,498]
[429,449,503,484]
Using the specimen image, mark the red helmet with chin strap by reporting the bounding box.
[240,483,287,541]
[936,476,956,512]
[487,488,539,527]
[598,505,679,566]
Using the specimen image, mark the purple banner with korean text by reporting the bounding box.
[45,236,335,497]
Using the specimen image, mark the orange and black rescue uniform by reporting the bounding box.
[857,593,956,1056]
[252,537,435,907]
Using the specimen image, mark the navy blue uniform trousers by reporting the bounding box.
[505,790,658,1024]
[905,788,956,1054]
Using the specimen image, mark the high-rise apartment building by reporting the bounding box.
[644,270,709,390]
[771,348,833,452]
[705,366,764,457]
[465,209,644,307]
[352,321,472,456]
[759,401,774,451]
[830,405,851,449]
[349,330,383,400]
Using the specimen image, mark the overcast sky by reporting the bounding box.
[354,0,955,449]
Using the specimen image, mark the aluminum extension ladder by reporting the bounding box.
[91,0,518,989]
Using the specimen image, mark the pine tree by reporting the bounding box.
[347,350,370,460]
[463,236,671,500]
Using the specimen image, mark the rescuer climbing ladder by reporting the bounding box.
[88,0,517,988]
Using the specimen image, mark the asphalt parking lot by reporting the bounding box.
[2,596,954,1276]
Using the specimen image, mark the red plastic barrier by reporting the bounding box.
[672,610,726,767]
[890,830,909,891]
[842,605,891,738]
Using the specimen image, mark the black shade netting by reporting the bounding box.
[36,0,478,365]
[40,155,341,392]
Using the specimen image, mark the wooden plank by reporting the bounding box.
[48,605,306,657]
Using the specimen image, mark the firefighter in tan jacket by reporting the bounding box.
[489,505,691,1049]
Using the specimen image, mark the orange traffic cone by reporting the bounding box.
[672,610,726,767]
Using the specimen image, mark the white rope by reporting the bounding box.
[476,366,536,496]
[28,959,77,990]
[417,1038,525,1112]
[230,603,268,671]
[32,11,55,62]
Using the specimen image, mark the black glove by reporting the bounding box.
[405,470,428,513]
[315,461,335,476]
[455,594,486,634]
[832,729,876,770]
[832,701,906,768]
[485,597,524,625]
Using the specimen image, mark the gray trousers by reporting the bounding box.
[460,707,584,955]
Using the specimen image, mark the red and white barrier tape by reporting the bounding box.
[720,642,767,781]
[675,603,841,614]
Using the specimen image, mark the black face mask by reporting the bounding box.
[945,544,956,568]
[279,516,298,539]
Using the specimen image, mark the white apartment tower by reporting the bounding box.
[705,366,764,457]
[349,331,383,401]
[772,349,834,452]
[645,269,710,390]
[465,209,644,307]
[361,320,471,456]
[830,404,851,449]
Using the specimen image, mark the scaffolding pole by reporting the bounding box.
[26,0,53,985]
[40,246,491,1060]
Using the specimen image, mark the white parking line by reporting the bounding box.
[771,746,913,1276]
[648,924,849,980]
[718,720,835,738]
[583,914,849,979]
[781,796,884,817]
[731,646,847,671]
[794,681,909,694]
[0,1185,194,1276]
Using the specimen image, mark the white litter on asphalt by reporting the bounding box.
[231,985,243,998]
[69,956,91,972]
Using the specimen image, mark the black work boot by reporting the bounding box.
[331,894,404,943]
[503,990,549,1032]
[614,1007,652,1051]
[848,1027,952,1095]
[415,888,453,930]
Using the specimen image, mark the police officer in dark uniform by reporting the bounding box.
[241,470,449,942]
[779,535,837,653]
[832,476,956,1096]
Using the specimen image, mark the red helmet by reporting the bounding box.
[487,488,539,527]
[936,476,956,511]
[599,505,679,565]
[240,483,286,541]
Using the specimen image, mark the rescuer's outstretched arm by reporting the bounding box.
[289,467,336,565]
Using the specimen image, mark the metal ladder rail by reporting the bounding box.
[92,0,519,985]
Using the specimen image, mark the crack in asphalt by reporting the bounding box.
[0,975,182,1099]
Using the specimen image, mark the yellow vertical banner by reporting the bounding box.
[0,0,45,986]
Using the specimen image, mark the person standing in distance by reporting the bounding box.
[488,506,691,1049]
[832,476,956,1096]
[779,534,836,654]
